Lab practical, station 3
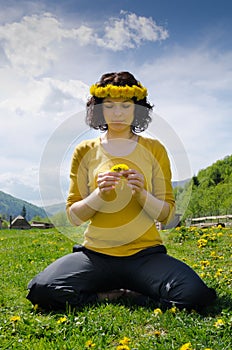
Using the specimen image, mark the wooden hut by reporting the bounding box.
[31,220,54,229]
[10,215,31,229]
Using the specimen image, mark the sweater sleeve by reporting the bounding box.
[151,141,175,224]
[66,143,89,215]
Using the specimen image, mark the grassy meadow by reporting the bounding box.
[0,225,231,350]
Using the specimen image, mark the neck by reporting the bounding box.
[105,130,135,140]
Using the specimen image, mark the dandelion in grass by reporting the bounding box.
[200,272,206,278]
[116,345,130,350]
[119,337,131,345]
[154,330,161,336]
[214,318,225,328]
[210,251,223,260]
[85,340,96,348]
[200,260,210,269]
[33,304,39,311]
[154,308,163,316]
[10,315,21,322]
[57,316,67,324]
[215,269,223,278]
[197,238,208,248]
[169,306,177,314]
[179,342,193,350]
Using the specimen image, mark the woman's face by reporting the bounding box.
[102,98,135,133]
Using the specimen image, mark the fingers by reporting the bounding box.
[123,169,144,193]
[97,169,144,194]
[97,171,122,192]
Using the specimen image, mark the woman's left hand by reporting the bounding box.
[123,169,145,194]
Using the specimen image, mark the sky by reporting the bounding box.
[0,0,231,207]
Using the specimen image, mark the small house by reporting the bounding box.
[10,215,31,230]
[31,221,54,229]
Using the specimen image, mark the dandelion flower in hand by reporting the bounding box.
[111,164,129,189]
[110,164,129,173]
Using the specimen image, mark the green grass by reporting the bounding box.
[0,226,231,350]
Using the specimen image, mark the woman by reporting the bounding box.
[27,71,216,311]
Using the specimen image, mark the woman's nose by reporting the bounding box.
[113,105,122,115]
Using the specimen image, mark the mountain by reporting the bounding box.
[44,202,66,216]
[0,191,48,221]
[172,179,190,188]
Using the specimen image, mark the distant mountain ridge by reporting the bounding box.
[172,179,190,188]
[0,191,48,221]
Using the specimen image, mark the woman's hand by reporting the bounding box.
[97,171,122,193]
[123,169,145,194]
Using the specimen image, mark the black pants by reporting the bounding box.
[27,245,216,311]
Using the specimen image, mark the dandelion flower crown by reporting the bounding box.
[89,82,147,101]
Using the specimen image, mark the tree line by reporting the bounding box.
[174,155,232,223]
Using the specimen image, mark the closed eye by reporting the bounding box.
[103,103,114,108]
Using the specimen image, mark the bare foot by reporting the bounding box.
[97,289,143,301]
[97,289,126,301]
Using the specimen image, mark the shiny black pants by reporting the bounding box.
[27,245,216,311]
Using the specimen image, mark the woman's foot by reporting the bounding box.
[97,289,125,301]
[97,289,143,301]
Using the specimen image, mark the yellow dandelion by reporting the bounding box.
[154,308,163,316]
[111,164,129,173]
[10,315,21,322]
[214,318,225,328]
[215,269,223,278]
[116,345,130,350]
[57,316,67,324]
[197,238,208,248]
[119,337,131,345]
[33,304,39,311]
[154,330,161,336]
[111,164,129,189]
[200,260,210,267]
[85,340,96,348]
[169,306,177,314]
[179,342,193,350]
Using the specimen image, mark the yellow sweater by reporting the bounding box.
[66,136,175,256]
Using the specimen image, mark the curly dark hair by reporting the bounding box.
[86,71,153,133]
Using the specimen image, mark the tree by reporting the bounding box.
[21,205,27,218]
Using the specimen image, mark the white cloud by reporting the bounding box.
[97,12,169,51]
[0,76,88,115]
[0,13,60,75]
[0,11,169,77]
[139,48,232,174]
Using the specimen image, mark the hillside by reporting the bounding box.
[44,202,66,216]
[0,191,48,221]
[174,154,232,220]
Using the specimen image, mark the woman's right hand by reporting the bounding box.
[97,171,122,193]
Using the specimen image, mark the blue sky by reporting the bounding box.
[0,0,231,206]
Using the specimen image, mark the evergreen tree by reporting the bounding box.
[21,205,27,218]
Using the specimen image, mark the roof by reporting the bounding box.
[10,215,31,229]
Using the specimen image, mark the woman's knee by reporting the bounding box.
[26,281,98,310]
[160,273,217,309]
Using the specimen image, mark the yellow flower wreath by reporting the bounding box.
[90,84,147,101]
